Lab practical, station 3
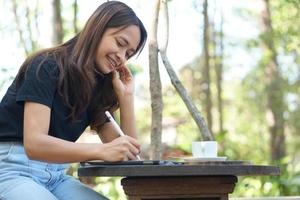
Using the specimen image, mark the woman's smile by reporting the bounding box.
[106,55,117,70]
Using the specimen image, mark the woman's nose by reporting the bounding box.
[116,51,126,65]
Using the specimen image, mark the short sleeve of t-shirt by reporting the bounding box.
[16,56,59,108]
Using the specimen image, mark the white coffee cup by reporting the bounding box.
[192,141,218,158]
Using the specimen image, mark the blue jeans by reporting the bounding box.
[0,142,109,200]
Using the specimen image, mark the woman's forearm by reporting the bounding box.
[24,133,102,163]
[119,95,138,139]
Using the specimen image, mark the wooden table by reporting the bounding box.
[78,162,280,200]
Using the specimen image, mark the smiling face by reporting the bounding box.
[95,25,141,74]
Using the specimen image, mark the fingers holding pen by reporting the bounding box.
[102,135,140,161]
[118,135,140,160]
[103,111,140,161]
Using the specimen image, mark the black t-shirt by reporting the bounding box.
[0,55,105,142]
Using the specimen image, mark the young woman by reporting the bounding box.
[0,1,147,199]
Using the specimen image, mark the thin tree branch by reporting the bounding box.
[160,51,213,141]
[159,0,213,141]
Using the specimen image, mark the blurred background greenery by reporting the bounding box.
[0,0,299,199]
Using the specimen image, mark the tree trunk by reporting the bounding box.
[11,0,40,55]
[261,0,286,161]
[216,10,224,134]
[25,0,37,52]
[34,0,40,47]
[73,0,79,34]
[149,0,163,160]
[52,0,63,44]
[202,0,213,135]
[11,0,29,56]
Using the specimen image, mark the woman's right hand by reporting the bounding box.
[98,135,140,162]
[111,66,135,102]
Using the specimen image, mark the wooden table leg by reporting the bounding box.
[121,176,237,200]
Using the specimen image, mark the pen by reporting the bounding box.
[105,111,141,161]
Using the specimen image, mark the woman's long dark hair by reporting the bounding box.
[15,1,147,132]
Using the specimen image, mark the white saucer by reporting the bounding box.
[169,156,227,162]
[184,156,227,162]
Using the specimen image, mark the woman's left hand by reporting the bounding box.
[112,66,134,101]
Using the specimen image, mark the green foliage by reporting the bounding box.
[272,0,300,55]
[94,177,127,200]
[127,63,143,76]
[227,0,300,196]
[1,0,299,198]
[232,157,300,197]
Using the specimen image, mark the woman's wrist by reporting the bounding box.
[91,143,106,160]
[118,94,134,107]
